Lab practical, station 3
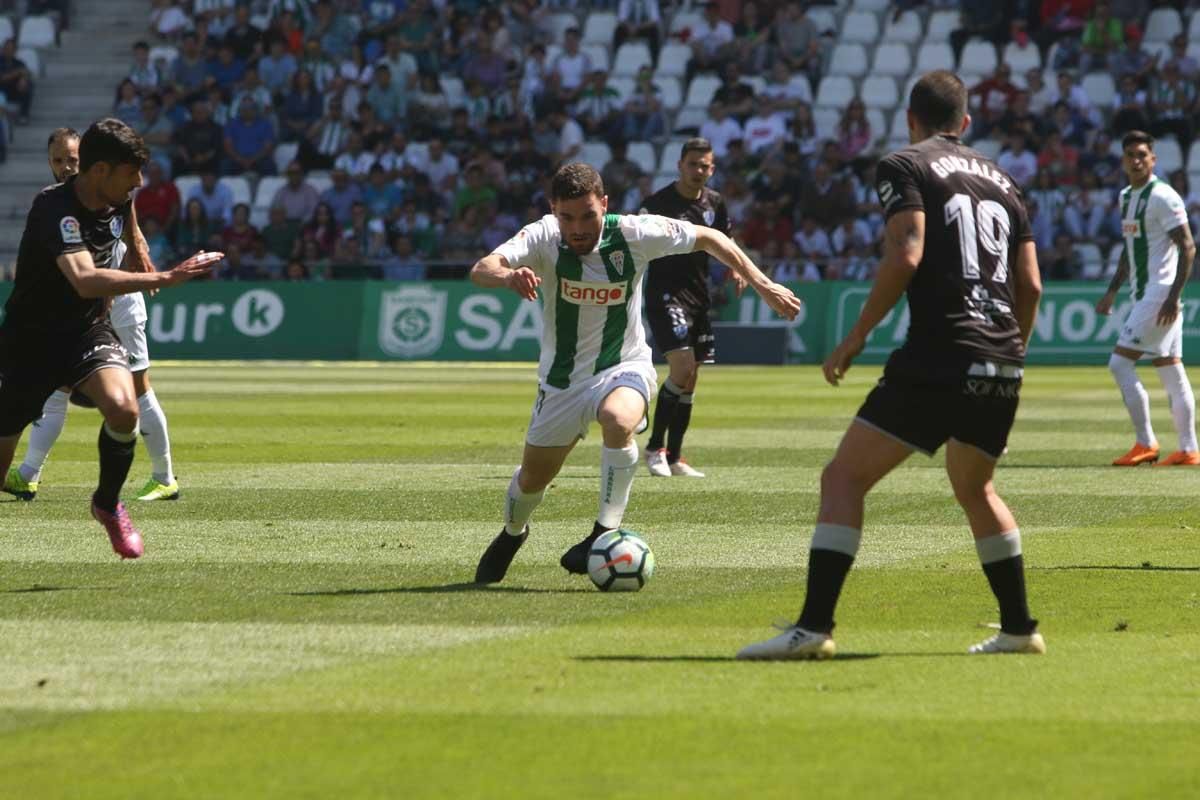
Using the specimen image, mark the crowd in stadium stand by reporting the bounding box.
[15,0,1200,287]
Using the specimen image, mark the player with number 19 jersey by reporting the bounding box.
[862,133,1033,458]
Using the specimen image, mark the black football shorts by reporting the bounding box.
[0,322,130,436]
[855,351,1022,459]
[646,299,716,364]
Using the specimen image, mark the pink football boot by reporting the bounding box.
[90,501,145,559]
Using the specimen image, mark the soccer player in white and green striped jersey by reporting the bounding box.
[1096,130,1198,467]
[471,163,801,583]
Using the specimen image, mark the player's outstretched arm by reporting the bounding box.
[57,250,223,298]
[823,209,924,386]
[469,253,541,301]
[692,226,800,320]
[1097,248,1130,316]
[1012,240,1043,348]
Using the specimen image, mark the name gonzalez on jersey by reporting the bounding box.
[560,277,627,306]
[929,155,1012,194]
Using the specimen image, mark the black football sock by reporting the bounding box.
[977,531,1037,635]
[95,423,136,513]
[647,379,683,451]
[796,524,862,634]
[666,391,693,464]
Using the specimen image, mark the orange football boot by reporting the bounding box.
[1112,442,1160,466]
[1157,450,1200,466]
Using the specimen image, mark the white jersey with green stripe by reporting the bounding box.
[493,212,697,390]
[1119,177,1189,302]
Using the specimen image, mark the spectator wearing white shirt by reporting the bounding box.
[378,33,420,91]
[615,0,662,62]
[830,218,872,256]
[416,138,460,193]
[698,102,743,158]
[1024,69,1055,115]
[547,107,585,163]
[996,133,1038,189]
[552,28,591,104]
[333,131,377,181]
[761,60,811,113]
[689,2,734,79]
[742,110,787,155]
[793,216,833,264]
[187,171,235,226]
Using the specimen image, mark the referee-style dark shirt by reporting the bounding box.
[641,183,730,310]
[3,176,130,338]
[875,134,1033,366]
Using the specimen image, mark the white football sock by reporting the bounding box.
[598,442,639,530]
[504,469,544,536]
[1109,355,1155,446]
[137,389,174,484]
[1156,363,1198,452]
[20,390,69,482]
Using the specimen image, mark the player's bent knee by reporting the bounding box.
[820,460,867,498]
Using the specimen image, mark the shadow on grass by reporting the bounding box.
[288,582,593,597]
[1,585,115,594]
[1033,565,1199,572]
[574,653,884,663]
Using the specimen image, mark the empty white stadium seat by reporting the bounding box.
[222,177,252,208]
[627,141,657,174]
[926,10,959,42]
[438,76,464,106]
[582,44,610,73]
[882,11,922,43]
[672,106,708,134]
[17,15,55,49]
[607,76,635,103]
[1154,137,1183,174]
[829,43,869,77]
[683,74,722,108]
[546,12,580,41]
[971,138,1002,160]
[871,43,912,76]
[174,175,200,202]
[840,11,880,44]
[1190,12,1200,41]
[814,108,840,140]
[860,75,898,109]
[612,42,652,76]
[807,8,839,35]
[253,176,286,210]
[890,108,910,139]
[307,174,333,195]
[582,11,617,46]
[0,17,13,45]
[668,11,703,35]
[852,0,889,11]
[653,76,682,109]
[149,45,179,69]
[1081,73,1116,108]
[658,138,688,172]
[1002,41,1041,73]
[1144,8,1182,42]
[1188,142,1200,173]
[273,142,299,174]
[865,108,886,146]
[581,141,612,170]
[655,42,691,78]
[915,42,954,73]
[960,39,997,73]
[17,47,40,77]
[1141,40,1172,65]
[815,75,856,109]
[787,75,813,104]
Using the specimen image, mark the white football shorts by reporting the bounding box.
[114,321,151,372]
[525,361,657,448]
[1116,297,1183,359]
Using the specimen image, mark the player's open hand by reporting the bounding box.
[1157,297,1181,326]
[823,331,866,386]
[165,250,224,285]
[1095,292,1115,316]
[758,281,801,320]
[506,266,541,301]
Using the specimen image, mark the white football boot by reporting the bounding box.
[736,625,836,661]
[968,630,1046,655]
[645,447,671,477]
[668,459,705,477]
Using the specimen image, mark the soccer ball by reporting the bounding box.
[587,529,655,592]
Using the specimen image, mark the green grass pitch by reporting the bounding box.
[1,362,1197,799]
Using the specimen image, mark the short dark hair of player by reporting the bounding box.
[1121,130,1154,151]
[47,127,79,149]
[908,70,967,133]
[550,162,604,202]
[79,118,150,173]
[680,137,713,160]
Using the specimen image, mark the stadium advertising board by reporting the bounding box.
[0,281,1195,363]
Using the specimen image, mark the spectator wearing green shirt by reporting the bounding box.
[1080,1,1124,74]
[453,165,497,219]
[261,205,302,261]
